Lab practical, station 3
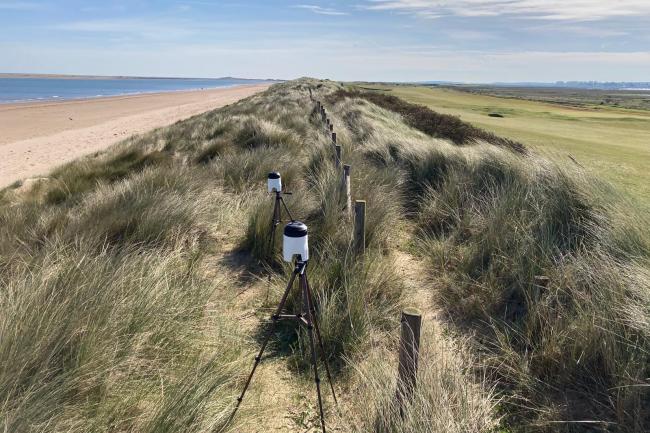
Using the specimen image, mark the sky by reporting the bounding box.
[1,0,650,82]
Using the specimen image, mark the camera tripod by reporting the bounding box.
[228,259,337,433]
[268,190,294,254]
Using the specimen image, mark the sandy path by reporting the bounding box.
[0,84,269,188]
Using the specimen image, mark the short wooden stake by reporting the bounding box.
[354,200,366,255]
[335,145,341,168]
[342,164,351,216]
[332,132,337,144]
[329,123,334,133]
[396,308,422,411]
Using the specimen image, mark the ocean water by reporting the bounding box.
[0,77,269,103]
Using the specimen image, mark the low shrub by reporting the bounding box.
[328,89,526,153]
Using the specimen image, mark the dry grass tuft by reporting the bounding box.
[2,78,646,433]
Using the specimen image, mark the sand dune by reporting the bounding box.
[0,84,269,188]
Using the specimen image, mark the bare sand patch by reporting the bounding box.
[0,84,269,188]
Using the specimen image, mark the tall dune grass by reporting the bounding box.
[2,78,646,432]
[347,330,498,433]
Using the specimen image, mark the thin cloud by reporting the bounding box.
[295,4,348,16]
[364,0,650,21]
[51,18,198,41]
[0,1,43,10]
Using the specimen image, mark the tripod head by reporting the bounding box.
[293,258,308,275]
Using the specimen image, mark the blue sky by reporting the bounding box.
[1,0,649,82]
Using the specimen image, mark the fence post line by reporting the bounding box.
[396,308,422,413]
[342,164,351,217]
[354,200,366,255]
[335,145,342,168]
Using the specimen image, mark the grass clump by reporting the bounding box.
[233,117,301,150]
[0,129,254,430]
[329,89,526,153]
[347,331,498,433]
[0,241,246,432]
[43,149,173,205]
[410,144,650,431]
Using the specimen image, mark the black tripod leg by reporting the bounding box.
[305,275,338,405]
[267,198,280,254]
[228,268,299,425]
[302,274,327,433]
[279,196,294,221]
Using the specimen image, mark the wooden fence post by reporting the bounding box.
[354,200,366,255]
[329,123,334,133]
[332,132,337,144]
[335,145,341,168]
[342,164,351,216]
[396,308,422,411]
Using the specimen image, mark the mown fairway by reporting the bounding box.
[382,85,650,208]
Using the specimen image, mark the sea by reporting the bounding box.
[0,77,270,104]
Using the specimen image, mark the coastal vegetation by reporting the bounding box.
[376,84,650,208]
[1,78,648,432]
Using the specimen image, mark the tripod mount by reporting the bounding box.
[268,190,294,255]
[228,257,337,433]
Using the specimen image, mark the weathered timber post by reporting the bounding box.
[396,308,422,412]
[354,200,366,255]
[329,123,334,133]
[342,164,351,216]
[335,145,342,168]
[332,132,337,144]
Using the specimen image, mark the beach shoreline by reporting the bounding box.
[0,84,270,188]
[0,83,250,105]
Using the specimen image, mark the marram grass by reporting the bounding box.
[1,78,647,433]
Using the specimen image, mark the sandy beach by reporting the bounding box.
[0,84,269,188]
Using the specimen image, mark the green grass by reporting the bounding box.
[2,78,648,433]
[379,85,650,208]
[329,85,649,431]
